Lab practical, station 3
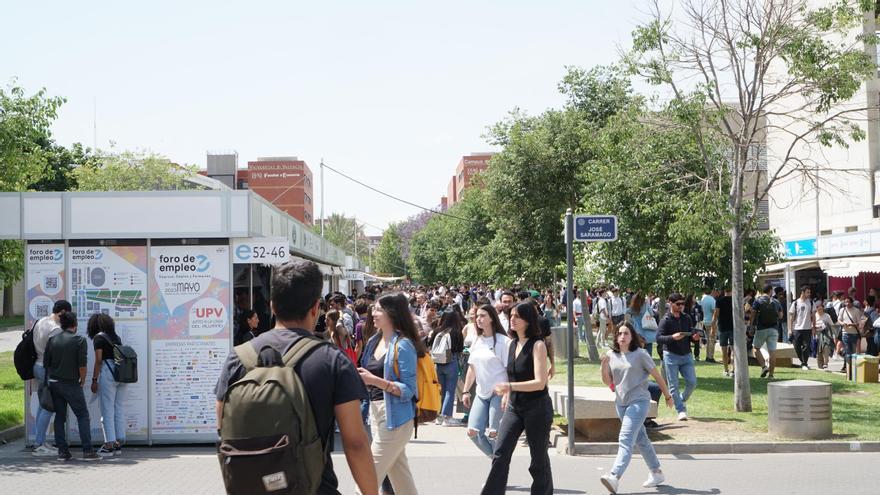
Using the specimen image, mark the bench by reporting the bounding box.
[549,385,658,442]
[748,342,796,368]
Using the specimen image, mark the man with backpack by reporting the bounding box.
[750,285,783,378]
[215,260,378,495]
[30,299,71,457]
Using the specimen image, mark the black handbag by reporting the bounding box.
[38,377,55,413]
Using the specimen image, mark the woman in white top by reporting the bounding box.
[461,303,510,457]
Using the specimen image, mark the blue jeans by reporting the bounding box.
[611,400,660,478]
[663,352,697,413]
[49,380,93,454]
[842,333,859,367]
[577,316,586,342]
[98,361,127,444]
[436,358,459,417]
[32,363,55,446]
[467,393,502,456]
[644,343,654,358]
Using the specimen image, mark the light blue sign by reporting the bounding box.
[574,215,618,242]
[785,238,816,258]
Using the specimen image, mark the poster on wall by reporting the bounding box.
[67,245,149,444]
[24,243,65,446]
[149,244,230,440]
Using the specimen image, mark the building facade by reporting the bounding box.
[245,157,314,225]
[447,152,494,207]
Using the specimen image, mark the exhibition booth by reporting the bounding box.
[0,190,346,445]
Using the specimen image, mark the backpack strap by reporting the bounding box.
[233,342,260,372]
[281,336,327,368]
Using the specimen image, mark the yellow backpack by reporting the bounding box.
[393,339,441,434]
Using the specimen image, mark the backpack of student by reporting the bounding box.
[14,320,39,381]
[97,332,138,383]
[393,339,441,432]
[826,304,838,324]
[218,337,328,495]
[756,297,779,328]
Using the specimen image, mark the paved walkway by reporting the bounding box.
[0,326,23,353]
[2,420,879,494]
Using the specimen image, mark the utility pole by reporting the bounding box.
[354,216,359,258]
[320,159,325,237]
[564,209,576,456]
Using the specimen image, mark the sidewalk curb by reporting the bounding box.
[0,424,24,445]
[553,431,880,455]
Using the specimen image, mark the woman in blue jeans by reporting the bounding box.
[429,310,465,426]
[461,303,510,456]
[838,297,864,375]
[87,313,127,457]
[600,322,674,493]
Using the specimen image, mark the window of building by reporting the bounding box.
[755,199,769,230]
[845,225,858,233]
[237,180,248,190]
[820,229,833,236]
[458,171,464,183]
[304,193,311,205]
[305,177,311,188]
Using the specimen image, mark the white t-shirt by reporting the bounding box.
[468,333,511,399]
[789,298,815,330]
[611,296,625,316]
[499,312,510,333]
[573,297,583,316]
[597,298,609,319]
[33,315,61,365]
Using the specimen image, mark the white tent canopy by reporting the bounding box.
[819,256,880,278]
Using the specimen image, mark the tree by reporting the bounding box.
[628,0,876,411]
[373,224,406,276]
[72,150,198,191]
[0,84,65,316]
[30,142,90,192]
[312,213,368,257]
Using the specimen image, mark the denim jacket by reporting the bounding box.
[361,332,418,430]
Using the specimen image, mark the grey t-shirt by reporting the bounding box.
[606,348,655,406]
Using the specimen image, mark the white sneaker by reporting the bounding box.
[643,470,665,488]
[600,473,619,493]
[677,411,688,421]
[31,444,58,457]
[801,365,809,371]
[442,417,462,427]
[435,416,444,425]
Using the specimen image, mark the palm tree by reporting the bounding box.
[314,213,368,256]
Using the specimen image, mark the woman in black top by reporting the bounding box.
[87,313,127,457]
[481,302,553,495]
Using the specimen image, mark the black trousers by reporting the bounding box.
[794,330,813,366]
[481,395,553,495]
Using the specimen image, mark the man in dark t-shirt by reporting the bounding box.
[214,261,378,495]
[714,290,734,376]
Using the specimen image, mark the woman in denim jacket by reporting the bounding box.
[357,293,427,495]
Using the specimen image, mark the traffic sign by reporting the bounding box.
[574,215,618,242]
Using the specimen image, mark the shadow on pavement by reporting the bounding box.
[506,486,586,494]
[625,487,721,495]
[0,445,216,476]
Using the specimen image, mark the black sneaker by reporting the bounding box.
[644,419,660,429]
[705,358,717,363]
[114,442,123,456]
[760,367,770,378]
[57,451,72,462]
[81,452,102,462]
[96,445,115,458]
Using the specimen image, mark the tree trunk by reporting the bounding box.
[2,282,13,318]
[731,227,752,412]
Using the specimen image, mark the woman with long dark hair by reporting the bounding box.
[625,292,657,357]
[461,304,510,457]
[599,322,673,492]
[356,293,427,495]
[87,313,127,457]
[234,309,259,346]
[428,310,465,426]
[481,302,553,495]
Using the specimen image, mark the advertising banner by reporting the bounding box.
[67,246,149,443]
[149,245,230,440]
[24,243,65,446]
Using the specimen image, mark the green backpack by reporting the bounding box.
[218,337,328,495]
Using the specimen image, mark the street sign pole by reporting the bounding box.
[564,209,576,456]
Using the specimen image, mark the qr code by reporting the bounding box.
[44,276,58,290]
[35,303,50,318]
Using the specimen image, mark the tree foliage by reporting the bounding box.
[312,213,367,257]
[372,224,406,276]
[72,150,198,191]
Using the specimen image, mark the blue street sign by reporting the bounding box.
[574,215,618,242]
[784,238,817,258]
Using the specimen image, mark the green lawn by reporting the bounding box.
[0,351,24,431]
[552,354,880,441]
[0,315,24,329]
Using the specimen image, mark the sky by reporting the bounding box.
[3,0,648,235]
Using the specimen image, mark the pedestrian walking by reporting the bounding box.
[44,311,101,462]
[599,322,673,493]
[789,286,817,370]
[714,288,735,376]
[461,303,510,457]
[428,310,465,426]
[87,313,128,457]
[624,292,657,357]
[357,293,426,495]
[815,305,835,370]
[750,284,783,379]
[481,302,553,495]
[657,293,700,421]
[837,296,864,376]
[699,288,717,362]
